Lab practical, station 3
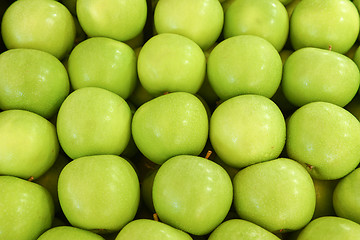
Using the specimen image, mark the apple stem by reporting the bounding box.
[153,213,159,222]
[163,91,169,95]
[205,150,212,159]
[306,164,314,170]
[27,176,34,182]
[328,45,332,51]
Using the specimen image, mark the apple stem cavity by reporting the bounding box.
[27,176,34,182]
[328,45,332,51]
[306,164,314,170]
[153,213,159,222]
[205,150,213,159]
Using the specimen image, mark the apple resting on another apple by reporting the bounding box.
[38,226,105,240]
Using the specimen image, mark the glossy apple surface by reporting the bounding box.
[56,87,132,159]
[233,158,316,233]
[58,155,140,233]
[38,226,105,240]
[154,0,223,50]
[0,48,70,119]
[76,0,147,42]
[1,0,76,59]
[282,47,360,107]
[132,92,208,165]
[290,0,360,54]
[152,155,233,235]
[286,101,360,180]
[223,0,289,51]
[210,94,286,168]
[207,35,282,100]
[0,175,54,240]
[68,37,137,99]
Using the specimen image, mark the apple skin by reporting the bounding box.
[38,226,105,240]
[0,48,70,119]
[286,101,360,180]
[208,219,281,240]
[154,0,224,50]
[68,37,137,99]
[233,158,316,233]
[210,94,286,169]
[333,167,360,224]
[137,33,206,97]
[76,0,147,42]
[152,155,233,236]
[131,92,209,165]
[56,87,132,159]
[282,47,360,108]
[114,219,193,240]
[0,175,54,240]
[297,216,360,240]
[0,109,59,180]
[1,0,76,60]
[223,0,289,52]
[58,155,140,233]
[289,0,360,54]
[207,35,282,100]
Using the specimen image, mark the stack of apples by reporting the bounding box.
[1,0,360,239]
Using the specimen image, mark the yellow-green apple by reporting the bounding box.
[137,33,206,96]
[58,155,140,234]
[0,175,54,240]
[38,226,105,240]
[1,0,76,60]
[0,48,70,119]
[207,35,282,100]
[286,101,360,180]
[56,87,132,159]
[152,155,233,235]
[0,109,59,180]
[223,0,289,51]
[233,158,316,233]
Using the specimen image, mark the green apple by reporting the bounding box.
[207,35,282,100]
[282,47,360,107]
[208,219,281,240]
[76,0,147,42]
[68,37,137,99]
[0,175,54,240]
[290,0,360,54]
[233,158,316,233]
[114,219,192,240]
[58,155,140,233]
[132,92,209,165]
[333,167,360,224]
[286,0,301,18]
[223,0,289,51]
[137,33,206,96]
[1,0,76,60]
[128,81,154,108]
[38,226,105,240]
[0,48,70,119]
[56,87,132,159]
[312,178,338,219]
[297,216,360,240]
[280,0,294,5]
[210,94,286,168]
[0,109,59,179]
[286,101,360,180]
[152,155,233,235]
[154,0,224,50]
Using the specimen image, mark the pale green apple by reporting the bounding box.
[115,219,193,240]
[290,0,360,54]
[333,167,360,224]
[208,219,281,240]
[207,35,282,100]
[152,155,233,235]
[0,175,54,240]
[132,92,209,165]
[154,0,224,50]
[76,0,147,42]
[282,47,360,107]
[58,155,140,234]
[286,0,301,18]
[0,48,70,119]
[1,0,76,59]
[210,94,286,168]
[286,101,360,180]
[223,0,289,51]
[0,109,59,179]
[233,158,316,233]
[280,0,294,5]
[56,87,132,159]
[38,226,105,240]
[312,178,338,219]
[137,33,206,96]
[68,37,137,99]
[297,216,360,240]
